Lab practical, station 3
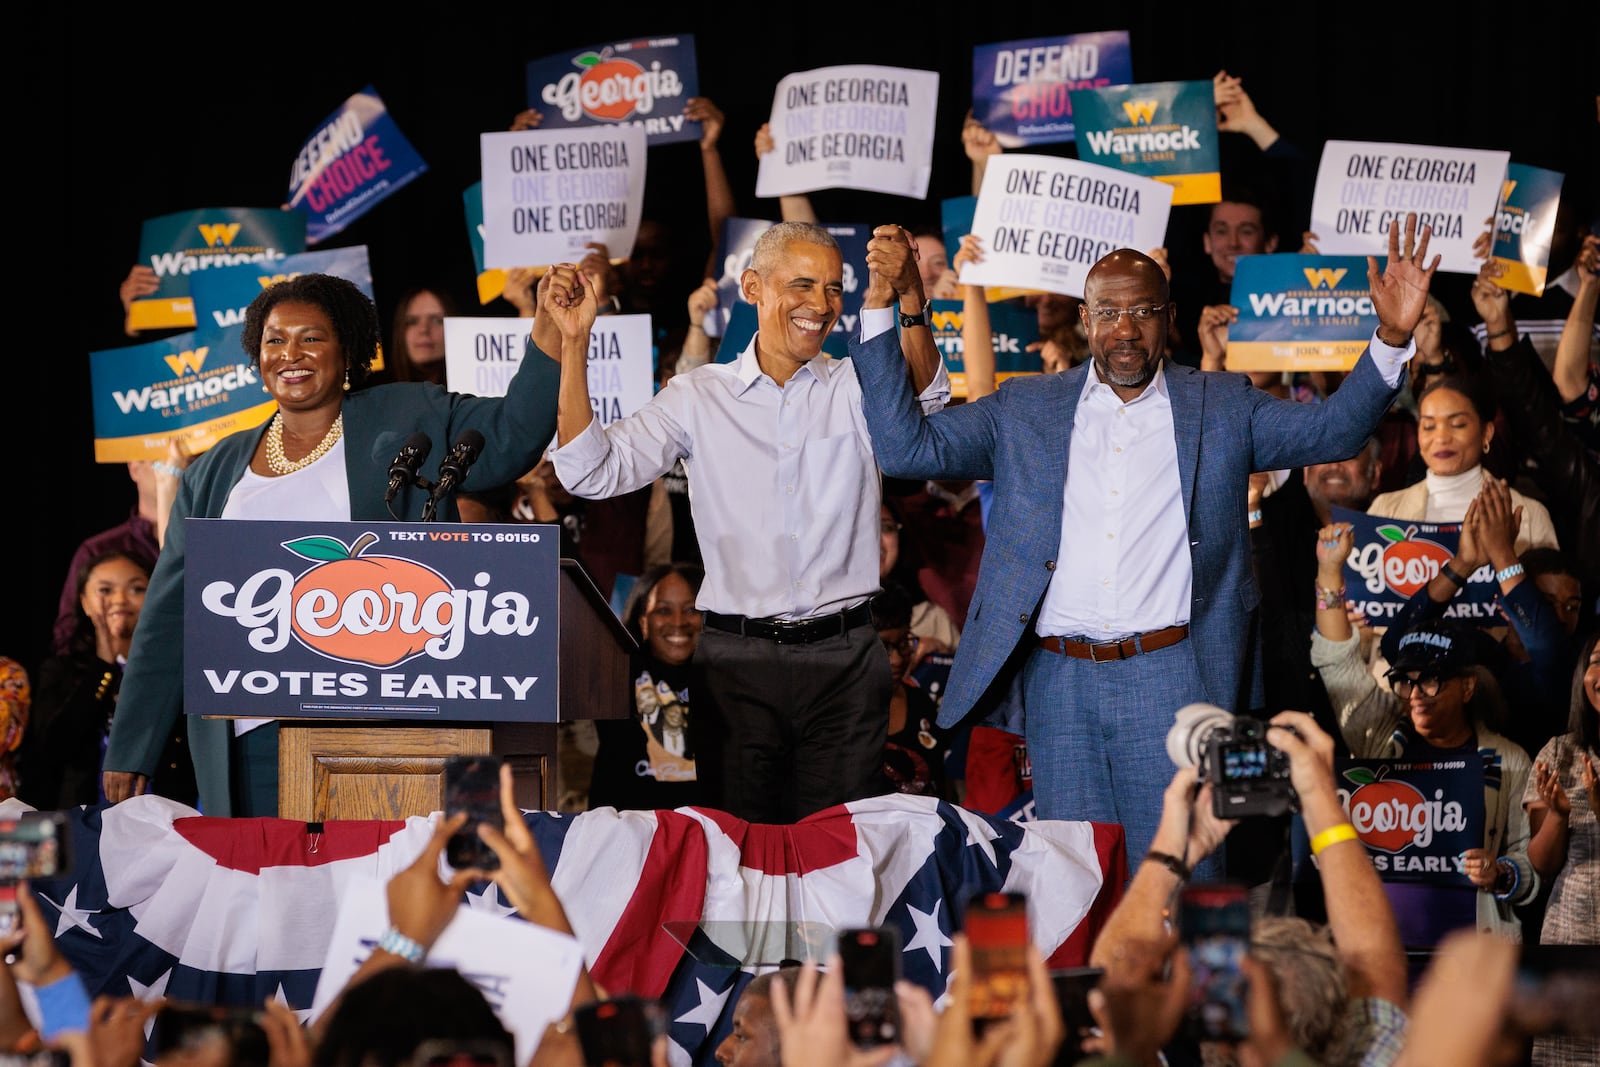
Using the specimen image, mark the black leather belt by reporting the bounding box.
[1038,624,1190,662]
[703,602,874,644]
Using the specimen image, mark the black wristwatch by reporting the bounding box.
[897,300,930,329]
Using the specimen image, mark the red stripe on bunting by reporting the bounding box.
[172,816,408,874]
[588,810,712,997]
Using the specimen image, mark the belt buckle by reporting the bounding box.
[1088,639,1126,662]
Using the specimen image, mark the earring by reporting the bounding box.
[1483,439,1491,454]
[343,370,351,392]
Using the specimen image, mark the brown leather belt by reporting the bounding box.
[1038,624,1190,662]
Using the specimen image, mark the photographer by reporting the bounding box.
[1088,712,1409,1067]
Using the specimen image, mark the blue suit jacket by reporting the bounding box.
[850,331,1401,731]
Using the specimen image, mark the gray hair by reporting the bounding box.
[750,221,839,278]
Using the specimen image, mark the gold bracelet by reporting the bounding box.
[1310,823,1360,856]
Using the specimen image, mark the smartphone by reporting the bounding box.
[0,811,71,883]
[964,890,1029,1033]
[151,1003,270,1067]
[442,754,504,871]
[1506,945,1600,1039]
[573,995,667,1067]
[838,926,903,1048]
[1049,966,1104,1066]
[1179,882,1252,1043]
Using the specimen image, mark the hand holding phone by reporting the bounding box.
[1179,882,1252,1043]
[964,890,1029,1034]
[442,755,505,871]
[838,926,902,1048]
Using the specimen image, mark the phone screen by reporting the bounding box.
[965,891,1029,1031]
[0,812,69,882]
[151,1003,269,1066]
[442,755,504,871]
[1180,883,1252,1043]
[838,926,902,1048]
[573,996,666,1067]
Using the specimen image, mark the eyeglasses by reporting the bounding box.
[1085,303,1168,325]
[1387,673,1444,698]
[880,521,902,535]
[881,634,919,656]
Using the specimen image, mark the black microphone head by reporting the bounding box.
[454,429,486,457]
[403,431,433,462]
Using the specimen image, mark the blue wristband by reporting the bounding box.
[32,970,92,1040]
[1492,858,1522,901]
[1495,563,1524,583]
[378,925,426,963]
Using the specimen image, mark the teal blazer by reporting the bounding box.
[103,342,561,816]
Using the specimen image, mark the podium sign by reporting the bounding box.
[184,519,560,723]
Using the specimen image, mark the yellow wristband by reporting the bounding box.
[1310,823,1360,856]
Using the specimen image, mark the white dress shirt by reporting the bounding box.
[553,307,950,620]
[1038,361,1189,639]
[1038,332,1412,640]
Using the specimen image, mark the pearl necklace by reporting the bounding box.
[265,411,343,475]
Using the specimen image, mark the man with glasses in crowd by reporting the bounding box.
[852,214,1439,878]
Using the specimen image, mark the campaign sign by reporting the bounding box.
[480,125,648,270]
[1330,506,1500,625]
[755,65,940,199]
[709,217,778,338]
[1225,254,1376,371]
[462,182,512,305]
[710,219,869,345]
[129,208,306,331]
[188,246,374,340]
[89,332,274,463]
[1310,141,1509,273]
[526,35,700,145]
[286,86,428,245]
[183,519,560,722]
[942,195,1032,302]
[959,154,1172,298]
[1336,757,1484,887]
[929,298,1042,398]
[971,31,1132,148]
[1491,163,1564,296]
[1069,80,1220,205]
[444,315,653,432]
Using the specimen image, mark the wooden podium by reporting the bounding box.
[277,560,634,822]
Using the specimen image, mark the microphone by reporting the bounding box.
[426,429,486,513]
[384,432,432,504]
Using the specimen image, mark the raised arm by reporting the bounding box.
[953,234,996,401]
[687,97,736,280]
[1368,213,1440,348]
[1552,232,1599,403]
[1088,767,1231,969]
[548,264,602,447]
[961,110,1003,197]
[1195,304,1237,373]
[1213,71,1280,152]
[1267,712,1408,1006]
[863,224,940,394]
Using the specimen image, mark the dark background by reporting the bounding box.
[12,4,1598,685]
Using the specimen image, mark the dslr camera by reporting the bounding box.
[1165,704,1296,819]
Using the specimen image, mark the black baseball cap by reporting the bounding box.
[1387,620,1479,678]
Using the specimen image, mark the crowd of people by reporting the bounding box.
[6,40,1599,1067]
